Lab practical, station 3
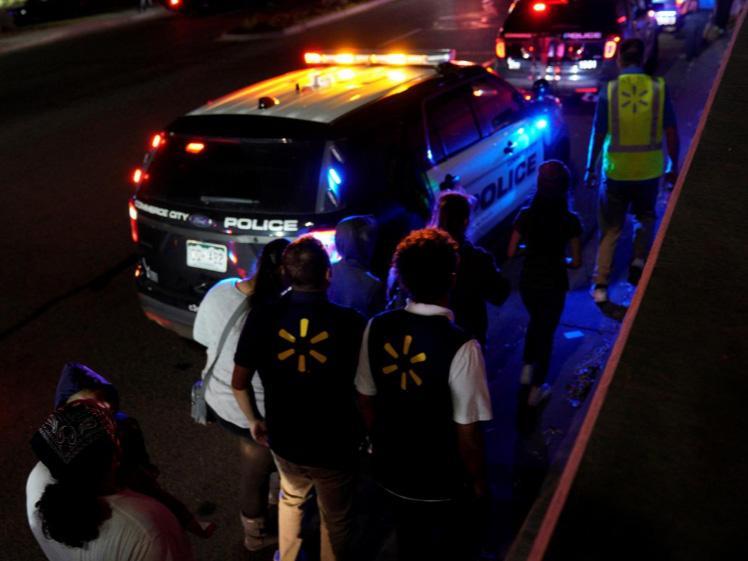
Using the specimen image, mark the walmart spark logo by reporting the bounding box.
[621,83,649,114]
[382,335,427,391]
[277,318,329,374]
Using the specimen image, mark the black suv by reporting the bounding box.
[495,0,659,96]
[129,51,568,337]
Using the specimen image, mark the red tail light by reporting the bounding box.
[169,0,180,6]
[185,142,205,154]
[132,168,143,185]
[128,201,139,244]
[532,2,547,12]
[150,133,164,149]
[604,36,620,59]
[495,38,506,59]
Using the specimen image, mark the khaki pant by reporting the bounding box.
[273,454,355,561]
[594,177,660,285]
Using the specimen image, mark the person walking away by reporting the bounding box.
[52,362,214,539]
[585,38,680,304]
[328,215,385,317]
[27,400,194,561]
[508,161,582,411]
[193,238,290,551]
[434,191,510,346]
[232,237,366,561]
[356,228,493,561]
[681,0,716,60]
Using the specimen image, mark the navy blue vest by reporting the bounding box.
[367,309,470,500]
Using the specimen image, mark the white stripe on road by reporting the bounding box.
[378,28,422,47]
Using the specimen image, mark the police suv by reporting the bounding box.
[129,50,568,337]
[495,0,659,96]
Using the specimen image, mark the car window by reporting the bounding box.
[142,136,324,213]
[425,86,481,162]
[470,77,523,136]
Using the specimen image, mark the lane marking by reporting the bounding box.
[378,27,422,47]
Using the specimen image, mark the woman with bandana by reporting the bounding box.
[26,400,195,561]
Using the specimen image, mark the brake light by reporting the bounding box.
[169,0,180,6]
[495,38,506,59]
[617,15,627,24]
[604,36,620,59]
[132,168,143,185]
[532,2,547,12]
[185,142,205,154]
[128,201,139,244]
[150,133,164,149]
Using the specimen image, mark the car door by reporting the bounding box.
[424,75,544,240]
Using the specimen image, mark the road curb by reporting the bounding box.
[219,0,399,42]
[0,7,172,56]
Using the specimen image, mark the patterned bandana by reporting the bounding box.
[36,400,117,465]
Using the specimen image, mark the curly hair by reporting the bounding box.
[393,228,459,304]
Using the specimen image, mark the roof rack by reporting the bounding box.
[303,50,456,67]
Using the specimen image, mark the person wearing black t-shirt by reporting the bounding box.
[232,237,365,561]
[434,191,511,346]
[508,160,582,409]
[356,228,493,561]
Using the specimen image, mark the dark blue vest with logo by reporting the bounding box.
[367,308,470,500]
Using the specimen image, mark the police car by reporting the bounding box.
[495,0,659,96]
[129,50,568,337]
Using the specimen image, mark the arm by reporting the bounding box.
[231,365,267,446]
[456,422,488,498]
[354,321,377,432]
[567,237,582,269]
[507,229,522,259]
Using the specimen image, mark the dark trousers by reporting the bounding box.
[389,493,482,561]
[520,285,566,386]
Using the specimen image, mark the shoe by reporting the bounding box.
[528,383,552,407]
[628,259,644,286]
[590,284,608,304]
[241,514,278,552]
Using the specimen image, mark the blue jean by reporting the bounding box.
[594,177,660,285]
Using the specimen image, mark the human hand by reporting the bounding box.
[584,169,598,189]
[250,419,269,447]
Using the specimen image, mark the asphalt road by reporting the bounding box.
[0,1,728,559]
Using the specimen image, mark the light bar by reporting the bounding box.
[303,50,455,67]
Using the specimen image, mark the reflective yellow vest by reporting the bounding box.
[604,73,666,181]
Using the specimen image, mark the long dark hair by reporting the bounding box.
[529,160,571,217]
[31,400,118,548]
[250,238,291,308]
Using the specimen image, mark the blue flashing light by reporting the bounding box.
[535,118,549,130]
[328,167,342,186]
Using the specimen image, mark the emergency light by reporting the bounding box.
[303,50,455,67]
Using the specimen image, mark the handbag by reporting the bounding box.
[191,298,249,425]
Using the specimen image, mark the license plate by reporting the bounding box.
[186,240,228,273]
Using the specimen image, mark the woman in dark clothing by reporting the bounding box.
[434,191,511,346]
[508,160,582,407]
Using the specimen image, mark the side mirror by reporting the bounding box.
[532,79,551,99]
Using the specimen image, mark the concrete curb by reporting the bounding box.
[0,7,171,56]
[219,0,399,42]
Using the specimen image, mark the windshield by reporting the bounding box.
[141,135,324,213]
[503,0,620,33]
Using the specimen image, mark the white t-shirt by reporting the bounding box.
[355,301,493,424]
[193,278,265,428]
[26,462,194,561]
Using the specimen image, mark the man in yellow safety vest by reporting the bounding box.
[585,38,680,305]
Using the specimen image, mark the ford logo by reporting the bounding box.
[189,214,214,228]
